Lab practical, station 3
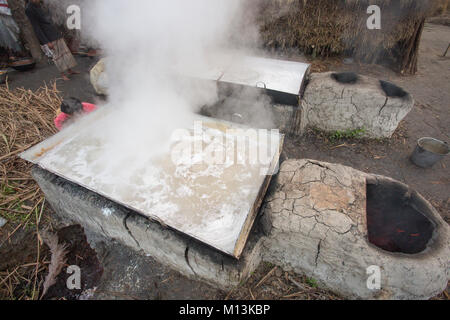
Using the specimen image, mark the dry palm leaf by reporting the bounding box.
[40,229,69,299]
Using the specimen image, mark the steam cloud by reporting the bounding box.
[41,0,281,185]
[74,0,253,163]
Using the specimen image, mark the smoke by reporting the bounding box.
[64,0,251,164]
[203,85,276,129]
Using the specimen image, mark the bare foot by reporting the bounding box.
[68,69,80,75]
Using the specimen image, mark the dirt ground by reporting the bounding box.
[1,21,449,300]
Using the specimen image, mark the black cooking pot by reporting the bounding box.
[10,58,36,72]
[0,70,8,84]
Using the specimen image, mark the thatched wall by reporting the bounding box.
[434,0,449,14]
[38,0,438,74]
[256,0,439,74]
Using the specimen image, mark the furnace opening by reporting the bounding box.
[366,179,435,254]
[331,72,359,84]
[380,80,408,98]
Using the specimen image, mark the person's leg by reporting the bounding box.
[53,39,78,79]
[67,69,80,75]
[61,72,70,81]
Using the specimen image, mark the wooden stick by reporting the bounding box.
[443,43,450,57]
[255,266,277,288]
[0,267,19,287]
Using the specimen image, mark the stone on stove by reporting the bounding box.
[301,72,414,138]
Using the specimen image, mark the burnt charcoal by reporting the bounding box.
[331,72,359,84]
[380,80,408,98]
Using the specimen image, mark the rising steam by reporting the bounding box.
[80,0,249,159]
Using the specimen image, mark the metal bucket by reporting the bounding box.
[411,137,449,168]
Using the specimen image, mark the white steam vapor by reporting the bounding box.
[75,0,248,163]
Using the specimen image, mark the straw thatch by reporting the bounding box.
[0,83,61,300]
[0,83,59,222]
[256,0,439,74]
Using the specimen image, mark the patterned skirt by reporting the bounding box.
[51,38,77,72]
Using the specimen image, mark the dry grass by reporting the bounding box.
[225,262,342,300]
[435,0,449,14]
[0,82,60,215]
[0,82,61,300]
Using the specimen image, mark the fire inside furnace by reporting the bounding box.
[366,180,435,254]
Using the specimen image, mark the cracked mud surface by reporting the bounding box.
[265,160,366,241]
[302,72,413,138]
[261,159,449,299]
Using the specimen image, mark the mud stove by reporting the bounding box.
[21,56,449,299]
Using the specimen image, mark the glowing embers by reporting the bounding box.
[366,179,435,254]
